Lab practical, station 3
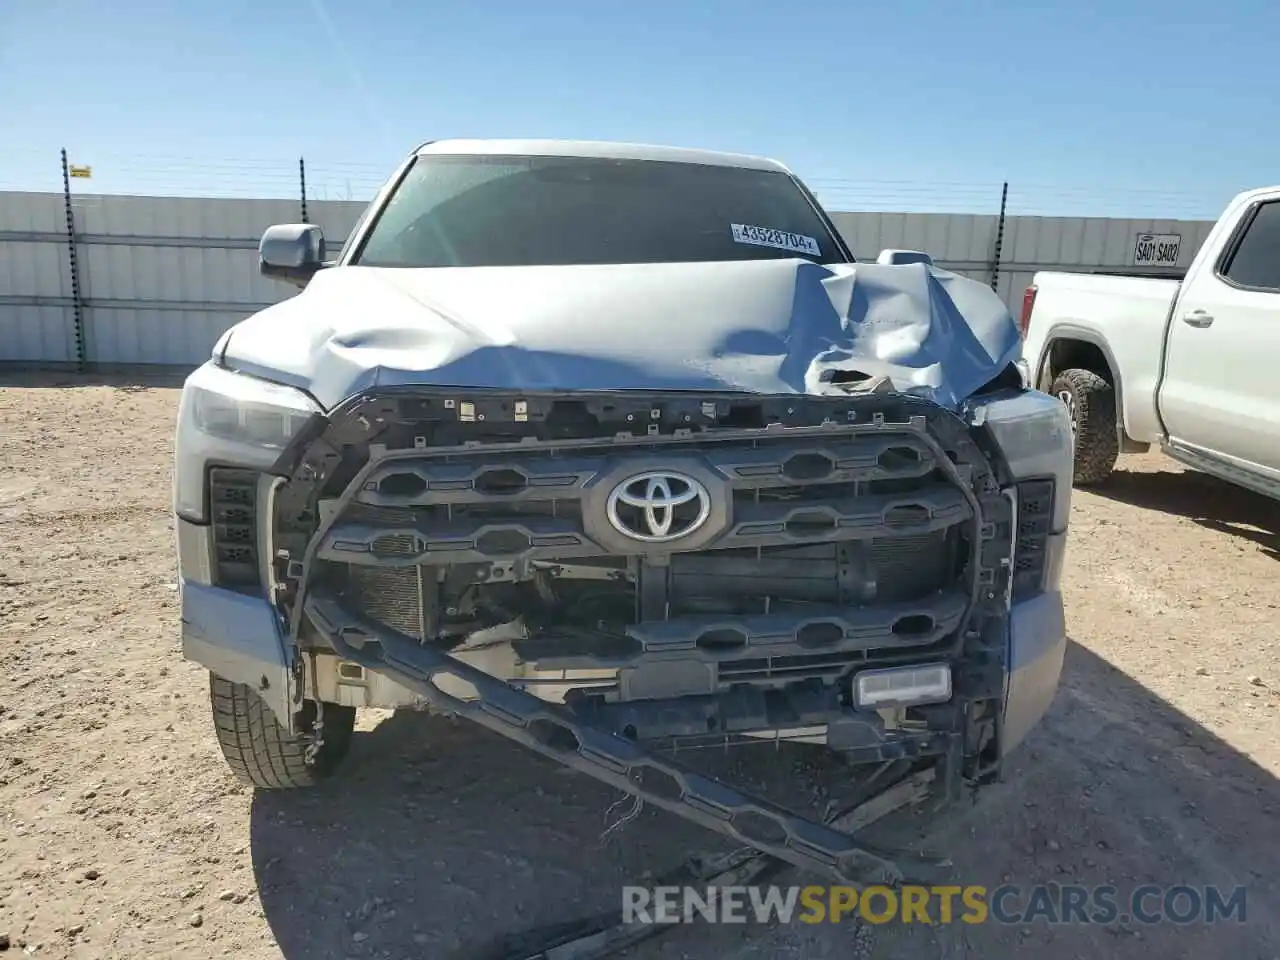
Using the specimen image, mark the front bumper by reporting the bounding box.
[1003,585,1067,754]
[179,536,1065,885]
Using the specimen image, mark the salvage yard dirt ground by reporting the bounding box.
[2,373,1278,960]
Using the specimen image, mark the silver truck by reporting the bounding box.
[173,139,1072,884]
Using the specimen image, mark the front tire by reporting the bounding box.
[1050,368,1119,486]
[209,674,355,788]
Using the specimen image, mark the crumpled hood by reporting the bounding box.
[222,259,1022,411]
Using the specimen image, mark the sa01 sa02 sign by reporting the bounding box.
[1134,233,1181,267]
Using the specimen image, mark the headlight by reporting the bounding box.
[189,371,317,450]
[971,389,1073,530]
[174,363,321,522]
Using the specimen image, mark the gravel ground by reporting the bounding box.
[1,374,1278,959]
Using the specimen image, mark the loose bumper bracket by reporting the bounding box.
[305,592,951,886]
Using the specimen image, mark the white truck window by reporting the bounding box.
[1221,200,1280,292]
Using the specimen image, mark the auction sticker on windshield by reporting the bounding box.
[731,223,821,256]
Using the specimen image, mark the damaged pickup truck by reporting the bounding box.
[174,139,1072,884]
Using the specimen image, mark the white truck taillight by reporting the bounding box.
[1018,285,1038,338]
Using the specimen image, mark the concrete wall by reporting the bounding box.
[0,190,1215,367]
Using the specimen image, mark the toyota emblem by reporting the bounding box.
[605,470,712,543]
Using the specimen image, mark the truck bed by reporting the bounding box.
[1022,271,1180,444]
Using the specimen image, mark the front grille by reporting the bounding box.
[276,389,1012,705]
[208,467,259,590]
[321,435,966,571]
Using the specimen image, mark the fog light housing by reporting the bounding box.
[853,663,952,710]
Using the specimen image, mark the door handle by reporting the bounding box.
[1182,310,1214,328]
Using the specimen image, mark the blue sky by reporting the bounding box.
[1,0,1273,217]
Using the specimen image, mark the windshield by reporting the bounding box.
[352,154,846,268]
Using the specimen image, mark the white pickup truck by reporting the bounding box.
[1020,185,1280,498]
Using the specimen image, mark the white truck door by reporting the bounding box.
[1158,198,1280,474]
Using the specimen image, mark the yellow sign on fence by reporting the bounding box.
[69,165,92,179]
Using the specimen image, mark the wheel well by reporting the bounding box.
[1038,336,1146,453]
[1040,339,1113,392]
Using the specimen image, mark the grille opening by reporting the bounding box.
[634,767,685,802]
[796,621,844,648]
[885,504,931,527]
[1021,494,1049,515]
[335,527,959,637]
[218,521,253,544]
[867,473,940,495]
[222,489,251,507]
[719,650,867,681]
[371,534,417,557]
[782,453,834,481]
[740,479,856,502]
[696,628,748,651]
[892,614,935,637]
[529,719,581,753]
[877,446,922,472]
[215,502,253,523]
[462,499,581,520]
[474,468,529,495]
[733,811,789,846]
[785,512,837,536]
[476,530,534,556]
[1015,548,1045,571]
[722,404,765,429]
[378,473,427,498]
[546,400,598,434]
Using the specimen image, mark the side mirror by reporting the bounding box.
[876,249,934,266]
[259,224,327,287]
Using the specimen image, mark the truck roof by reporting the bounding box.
[1231,184,1280,205]
[413,138,792,173]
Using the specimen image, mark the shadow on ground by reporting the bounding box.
[249,639,1279,960]
[1093,468,1280,561]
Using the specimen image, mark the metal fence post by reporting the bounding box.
[990,181,1008,293]
[60,148,87,371]
[299,156,309,223]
